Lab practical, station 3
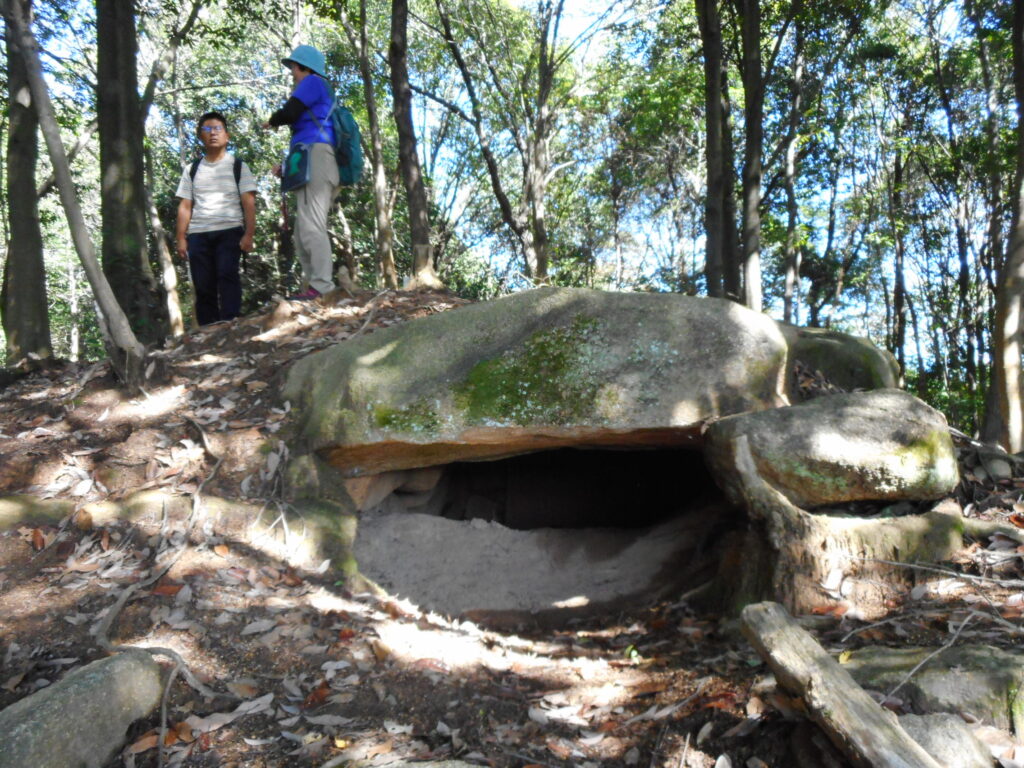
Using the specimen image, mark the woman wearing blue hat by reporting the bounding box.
[263,44,338,301]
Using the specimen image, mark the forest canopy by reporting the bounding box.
[0,0,1022,445]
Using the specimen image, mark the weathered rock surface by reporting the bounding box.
[0,648,163,768]
[704,389,959,508]
[781,325,900,393]
[844,645,1024,733]
[897,713,993,768]
[284,287,793,476]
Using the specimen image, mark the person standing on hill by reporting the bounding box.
[175,111,257,325]
[262,44,339,301]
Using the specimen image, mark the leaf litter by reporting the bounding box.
[2,290,1024,766]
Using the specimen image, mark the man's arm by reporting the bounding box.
[240,191,256,253]
[176,198,193,260]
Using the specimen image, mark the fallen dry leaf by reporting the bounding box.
[213,544,230,557]
[129,732,160,754]
[2,672,25,692]
[175,721,196,743]
[630,680,668,697]
[152,580,184,597]
[366,739,393,758]
[31,528,45,551]
[303,680,331,709]
[369,638,392,662]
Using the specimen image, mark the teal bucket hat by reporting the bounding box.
[282,44,326,77]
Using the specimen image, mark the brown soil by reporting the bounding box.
[0,289,1021,767]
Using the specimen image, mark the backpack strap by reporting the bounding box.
[303,77,336,145]
[189,156,250,272]
[189,156,242,193]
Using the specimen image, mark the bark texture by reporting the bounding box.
[1,0,51,364]
[96,0,167,343]
[389,0,442,289]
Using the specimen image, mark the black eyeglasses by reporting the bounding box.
[200,125,225,134]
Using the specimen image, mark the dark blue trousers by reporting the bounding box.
[187,226,243,325]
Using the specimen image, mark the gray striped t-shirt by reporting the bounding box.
[175,154,257,234]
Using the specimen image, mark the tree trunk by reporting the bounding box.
[144,148,184,337]
[972,0,1010,444]
[696,0,725,298]
[3,0,146,384]
[721,70,741,299]
[984,0,1024,451]
[888,149,907,378]
[337,0,396,288]
[737,0,763,311]
[389,0,442,289]
[2,0,51,365]
[782,19,804,325]
[96,0,167,343]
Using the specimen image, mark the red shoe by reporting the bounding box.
[288,287,322,301]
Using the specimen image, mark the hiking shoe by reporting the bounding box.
[288,287,321,301]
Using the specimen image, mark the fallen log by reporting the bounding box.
[740,601,943,768]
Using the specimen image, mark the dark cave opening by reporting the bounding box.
[417,447,726,530]
[353,445,741,620]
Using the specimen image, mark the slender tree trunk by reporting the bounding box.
[96,0,167,343]
[523,0,563,284]
[696,0,725,298]
[433,0,538,281]
[889,149,908,379]
[2,0,50,364]
[144,148,184,337]
[984,0,1024,450]
[3,0,145,383]
[782,19,804,325]
[336,0,396,288]
[737,0,763,311]
[972,0,1010,442]
[721,71,741,299]
[68,260,79,361]
[389,0,442,289]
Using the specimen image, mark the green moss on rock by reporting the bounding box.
[453,315,603,425]
[373,400,441,433]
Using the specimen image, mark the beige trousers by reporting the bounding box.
[294,142,340,294]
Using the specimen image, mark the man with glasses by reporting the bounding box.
[175,111,257,325]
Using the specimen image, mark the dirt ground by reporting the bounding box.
[1,289,1024,768]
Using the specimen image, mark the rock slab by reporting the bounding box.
[897,713,993,768]
[284,287,792,476]
[844,644,1024,733]
[704,389,959,508]
[0,649,163,768]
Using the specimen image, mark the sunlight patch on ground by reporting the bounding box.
[122,384,188,420]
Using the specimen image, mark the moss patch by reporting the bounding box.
[454,315,603,426]
[373,399,441,434]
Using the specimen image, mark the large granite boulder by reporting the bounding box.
[704,389,959,508]
[284,287,793,476]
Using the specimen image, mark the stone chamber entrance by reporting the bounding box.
[352,446,742,622]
